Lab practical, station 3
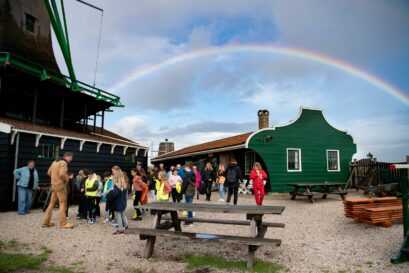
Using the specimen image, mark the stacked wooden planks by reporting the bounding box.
[344,197,402,227]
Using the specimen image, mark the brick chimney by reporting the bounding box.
[258,109,269,129]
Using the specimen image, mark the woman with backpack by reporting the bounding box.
[225,159,243,206]
[249,162,267,206]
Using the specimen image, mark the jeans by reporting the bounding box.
[17,187,33,214]
[150,190,156,202]
[226,187,238,205]
[185,195,194,218]
[218,184,224,199]
[116,211,128,231]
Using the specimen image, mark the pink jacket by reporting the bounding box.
[195,169,202,188]
[250,169,267,188]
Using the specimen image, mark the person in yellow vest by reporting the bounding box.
[85,169,99,224]
[155,172,170,202]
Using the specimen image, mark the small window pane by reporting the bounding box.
[245,151,255,175]
[288,149,300,171]
[26,14,35,32]
[327,150,339,171]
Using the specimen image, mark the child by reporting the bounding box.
[168,169,182,202]
[101,171,114,224]
[156,171,170,202]
[131,168,144,221]
[108,165,128,235]
[85,169,99,224]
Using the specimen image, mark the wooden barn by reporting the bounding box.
[0,0,148,211]
[152,108,357,192]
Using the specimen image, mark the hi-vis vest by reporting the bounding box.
[85,177,98,197]
[155,179,169,201]
[103,177,113,193]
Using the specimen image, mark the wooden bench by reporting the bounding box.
[161,216,285,228]
[288,182,348,203]
[136,202,285,268]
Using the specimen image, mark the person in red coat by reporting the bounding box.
[249,162,267,206]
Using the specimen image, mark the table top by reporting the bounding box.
[287,182,345,187]
[141,202,285,215]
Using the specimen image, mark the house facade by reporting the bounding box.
[152,108,357,192]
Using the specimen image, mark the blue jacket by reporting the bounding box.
[177,167,186,178]
[109,184,128,212]
[13,167,39,189]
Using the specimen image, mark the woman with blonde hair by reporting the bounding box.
[108,166,129,235]
[216,164,226,202]
[249,162,267,206]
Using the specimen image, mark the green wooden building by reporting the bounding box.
[152,107,357,192]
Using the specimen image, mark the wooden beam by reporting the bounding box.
[60,137,67,150]
[96,142,102,153]
[79,140,85,151]
[35,134,42,147]
[83,103,87,132]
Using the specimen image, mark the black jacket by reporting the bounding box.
[226,164,243,188]
[182,171,196,196]
[202,169,216,183]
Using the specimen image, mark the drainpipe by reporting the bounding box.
[12,132,20,202]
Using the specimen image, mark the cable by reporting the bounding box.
[93,10,103,88]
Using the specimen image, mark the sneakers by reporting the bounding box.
[113,230,124,235]
[102,219,109,224]
[218,199,224,202]
[66,216,70,220]
[108,220,117,227]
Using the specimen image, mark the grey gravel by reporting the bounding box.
[0,191,408,273]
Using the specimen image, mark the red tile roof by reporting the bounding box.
[152,132,253,161]
[0,117,143,148]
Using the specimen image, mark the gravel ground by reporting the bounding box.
[0,191,408,273]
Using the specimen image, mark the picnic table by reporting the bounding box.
[288,182,348,203]
[128,202,285,268]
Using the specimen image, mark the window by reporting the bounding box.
[287,148,301,172]
[37,144,59,160]
[245,151,256,175]
[125,151,136,163]
[327,150,340,171]
[25,13,35,32]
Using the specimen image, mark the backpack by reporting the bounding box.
[226,167,237,183]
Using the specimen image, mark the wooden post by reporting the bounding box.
[170,211,182,231]
[101,110,105,134]
[144,211,162,258]
[93,114,96,133]
[32,88,38,124]
[59,95,65,128]
[82,103,87,132]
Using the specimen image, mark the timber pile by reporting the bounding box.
[343,197,403,227]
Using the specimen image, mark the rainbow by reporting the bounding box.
[109,45,409,106]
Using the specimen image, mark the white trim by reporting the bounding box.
[244,128,275,149]
[123,146,129,156]
[60,137,67,150]
[326,149,340,172]
[79,140,85,151]
[35,134,42,147]
[96,142,102,153]
[135,148,140,155]
[10,131,17,145]
[392,164,409,169]
[151,144,245,162]
[287,148,302,172]
[10,128,143,150]
[90,132,145,148]
[111,144,116,154]
[143,148,149,157]
[0,122,11,134]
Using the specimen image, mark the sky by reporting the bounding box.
[52,0,409,162]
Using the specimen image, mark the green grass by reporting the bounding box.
[354,270,363,273]
[184,253,286,273]
[48,265,85,273]
[0,246,50,273]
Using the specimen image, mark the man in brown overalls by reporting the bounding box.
[42,152,75,228]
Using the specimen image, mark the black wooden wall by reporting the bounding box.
[0,132,148,211]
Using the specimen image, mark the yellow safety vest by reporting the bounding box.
[85,177,98,197]
[103,176,113,193]
[155,179,169,201]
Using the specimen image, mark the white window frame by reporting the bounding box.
[245,151,256,175]
[287,148,302,172]
[326,149,340,172]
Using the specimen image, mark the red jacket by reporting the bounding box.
[249,169,267,188]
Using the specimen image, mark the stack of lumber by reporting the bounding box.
[343,197,403,227]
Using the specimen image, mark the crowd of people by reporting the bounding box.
[13,153,269,235]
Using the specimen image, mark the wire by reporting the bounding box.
[93,10,103,88]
